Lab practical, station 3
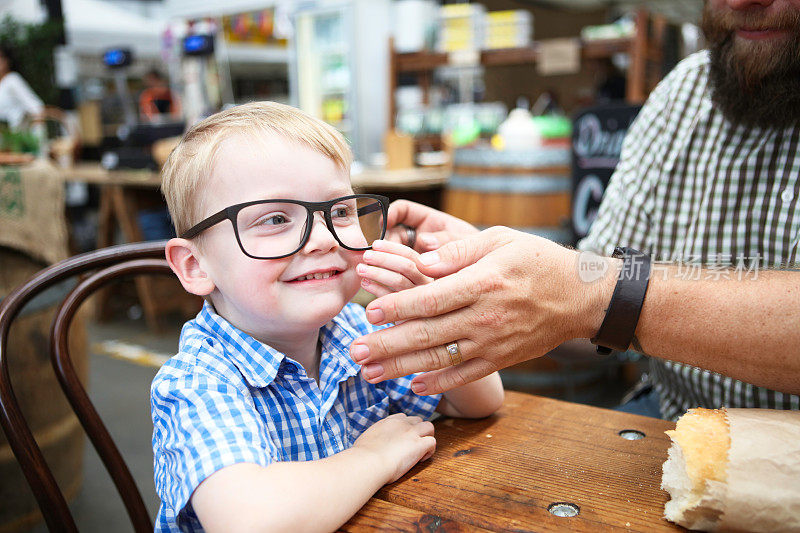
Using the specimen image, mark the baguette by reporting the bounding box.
[662,407,800,532]
[661,408,730,530]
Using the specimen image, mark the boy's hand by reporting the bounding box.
[352,413,436,484]
[357,240,433,298]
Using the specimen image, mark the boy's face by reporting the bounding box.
[195,133,362,342]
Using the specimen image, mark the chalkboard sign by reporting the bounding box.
[571,103,641,242]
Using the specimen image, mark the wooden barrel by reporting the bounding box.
[0,248,87,533]
[444,147,572,243]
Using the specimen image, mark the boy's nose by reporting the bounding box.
[302,212,339,254]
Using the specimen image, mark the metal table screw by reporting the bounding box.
[618,429,646,440]
[548,502,580,518]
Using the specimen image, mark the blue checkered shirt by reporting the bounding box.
[150,302,441,532]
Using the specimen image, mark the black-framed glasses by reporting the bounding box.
[180,194,390,260]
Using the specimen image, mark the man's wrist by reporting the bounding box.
[590,248,652,353]
[578,256,622,339]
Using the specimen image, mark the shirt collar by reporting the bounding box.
[193,302,362,388]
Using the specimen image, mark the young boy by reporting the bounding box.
[153,101,504,532]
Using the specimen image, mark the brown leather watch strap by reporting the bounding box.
[591,247,652,355]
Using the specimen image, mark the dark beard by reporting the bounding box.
[707,39,800,129]
[703,7,800,129]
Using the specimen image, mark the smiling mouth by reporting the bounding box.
[288,270,342,282]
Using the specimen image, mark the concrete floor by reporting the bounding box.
[20,304,640,532]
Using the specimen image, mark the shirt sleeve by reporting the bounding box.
[578,59,682,256]
[151,366,277,529]
[381,375,441,419]
[7,73,43,116]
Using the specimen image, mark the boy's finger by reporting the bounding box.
[415,421,434,437]
[362,249,428,285]
[421,449,434,462]
[358,263,415,292]
[420,436,436,459]
[360,279,392,299]
[371,239,418,260]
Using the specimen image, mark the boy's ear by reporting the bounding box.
[165,238,215,296]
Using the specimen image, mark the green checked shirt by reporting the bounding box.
[579,51,800,421]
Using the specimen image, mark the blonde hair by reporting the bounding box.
[161,101,353,236]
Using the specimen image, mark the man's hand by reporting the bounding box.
[352,413,436,484]
[349,227,619,395]
[384,200,479,252]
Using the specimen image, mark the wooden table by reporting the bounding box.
[343,391,683,532]
[59,164,185,330]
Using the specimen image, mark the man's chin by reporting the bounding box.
[732,37,790,73]
[709,41,800,128]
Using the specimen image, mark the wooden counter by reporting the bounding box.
[60,163,451,191]
[351,166,449,191]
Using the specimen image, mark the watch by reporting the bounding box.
[590,247,652,355]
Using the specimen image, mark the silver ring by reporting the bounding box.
[399,224,417,249]
[446,342,462,366]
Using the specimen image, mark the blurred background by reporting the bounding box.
[0,0,705,530]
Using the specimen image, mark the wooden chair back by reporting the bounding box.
[0,241,172,532]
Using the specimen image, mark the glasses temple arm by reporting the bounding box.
[180,210,229,239]
[356,202,384,217]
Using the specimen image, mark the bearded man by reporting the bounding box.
[575,0,800,418]
[348,0,799,421]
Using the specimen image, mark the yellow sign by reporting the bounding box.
[222,9,288,46]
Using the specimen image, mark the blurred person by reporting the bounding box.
[0,44,43,129]
[139,68,181,122]
[351,0,800,421]
[152,102,503,532]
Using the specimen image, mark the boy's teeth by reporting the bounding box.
[297,271,335,281]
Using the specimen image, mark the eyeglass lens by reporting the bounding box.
[235,197,385,258]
